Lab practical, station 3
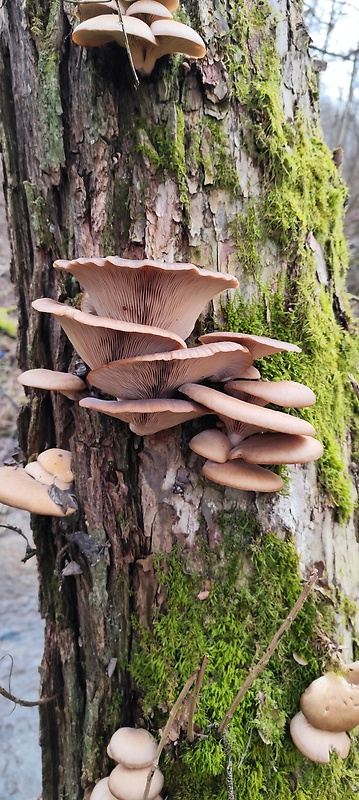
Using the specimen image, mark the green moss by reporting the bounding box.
[131,511,359,799]
[136,106,189,212]
[23,181,56,248]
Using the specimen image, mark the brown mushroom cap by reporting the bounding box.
[201,458,284,492]
[90,777,117,800]
[300,672,359,731]
[108,763,164,800]
[80,396,209,435]
[87,343,252,400]
[24,460,72,491]
[18,368,86,400]
[142,19,206,74]
[0,467,76,517]
[199,331,301,359]
[54,257,239,341]
[290,711,350,763]
[107,727,157,768]
[228,433,323,464]
[189,429,232,463]
[179,384,316,437]
[224,380,316,408]
[32,298,186,369]
[37,448,73,484]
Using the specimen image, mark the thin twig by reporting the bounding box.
[187,654,208,742]
[218,570,318,734]
[115,0,139,88]
[143,667,200,800]
[0,685,58,707]
[348,373,359,400]
[0,523,37,562]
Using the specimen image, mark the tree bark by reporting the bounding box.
[0,1,358,799]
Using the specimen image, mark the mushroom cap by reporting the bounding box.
[142,19,206,74]
[88,343,252,400]
[107,727,157,768]
[300,672,359,731]
[125,0,178,8]
[0,467,76,517]
[224,380,316,408]
[18,368,86,399]
[179,384,316,437]
[72,13,157,48]
[228,433,323,464]
[201,458,284,492]
[343,661,359,685]
[37,448,73,484]
[108,763,164,800]
[126,0,173,22]
[189,429,232,463]
[24,460,72,491]
[53,257,239,341]
[290,711,350,763]
[32,298,186,369]
[80,396,209,435]
[76,1,121,22]
[199,331,301,359]
[90,777,117,800]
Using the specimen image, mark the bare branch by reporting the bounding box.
[0,685,58,707]
[187,654,208,742]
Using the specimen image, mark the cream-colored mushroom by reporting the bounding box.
[72,14,157,73]
[37,448,73,485]
[300,672,359,731]
[290,711,350,763]
[0,467,76,517]
[108,762,163,800]
[90,777,117,799]
[80,396,209,435]
[107,727,157,767]
[18,368,86,400]
[189,429,232,463]
[142,19,206,75]
[24,460,72,491]
[201,458,284,492]
[228,432,323,464]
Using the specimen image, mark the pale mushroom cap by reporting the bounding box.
[229,433,323,464]
[72,13,157,48]
[24,460,72,491]
[32,298,186,369]
[53,257,239,341]
[224,380,316,408]
[126,0,179,9]
[37,448,73,484]
[126,1,173,21]
[0,467,76,517]
[189,429,232,463]
[76,1,121,22]
[18,368,86,397]
[343,661,359,685]
[80,396,209,435]
[90,777,117,800]
[108,763,164,800]
[201,458,284,492]
[108,727,157,768]
[199,331,301,359]
[300,672,359,731]
[88,343,252,400]
[290,711,350,763]
[150,19,206,57]
[179,384,316,437]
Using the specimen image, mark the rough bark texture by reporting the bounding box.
[0,1,358,799]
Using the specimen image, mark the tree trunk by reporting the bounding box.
[0,1,358,798]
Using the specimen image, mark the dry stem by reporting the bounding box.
[0,685,58,707]
[187,654,208,742]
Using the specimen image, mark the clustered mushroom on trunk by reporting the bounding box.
[11,255,323,504]
[89,726,163,800]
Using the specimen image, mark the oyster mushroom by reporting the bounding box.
[0,467,76,517]
[300,672,359,732]
[108,763,163,800]
[200,331,301,359]
[290,711,350,763]
[107,727,157,767]
[201,458,284,492]
[72,14,157,73]
[18,368,86,400]
[80,396,210,435]
[142,19,206,75]
[228,432,323,464]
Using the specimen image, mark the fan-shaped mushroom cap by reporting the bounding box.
[229,433,323,464]
[53,257,239,341]
[72,15,157,72]
[18,368,86,400]
[32,298,186,369]
[343,661,359,685]
[37,448,73,484]
[0,467,76,517]
[201,458,284,492]
[179,384,316,437]
[76,1,121,22]
[107,727,157,768]
[200,331,301,359]
[24,460,72,491]
[142,19,206,75]
[80,396,209,434]
[300,672,359,732]
[189,429,232,463]
[224,380,316,408]
[108,763,164,800]
[124,0,179,8]
[126,0,173,24]
[88,343,252,400]
[90,777,117,800]
[290,711,350,763]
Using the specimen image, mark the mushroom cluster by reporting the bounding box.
[72,1,206,76]
[290,662,359,763]
[0,448,77,517]
[26,255,322,493]
[90,726,163,800]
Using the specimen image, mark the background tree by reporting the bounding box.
[0,1,358,799]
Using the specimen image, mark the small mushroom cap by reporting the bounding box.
[24,460,72,491]
[126,1,173,21]
[125,0,179,8]
[107,727,157,768]
[90,777,117,800]
[199,331,301,359]
[108,763,164,800]
[228,433,323,464]
[201,458,284,492]
[72,13,157,47]
[18,368,86,399]
[300,672,359,731]
[37,449,73,484]
[189,429,232,463]
[0,467,76,517]
[290,711,350,763]
[179,384,316,437]
[343,661,359,685]
[143,19,206,74]
[224,380,316,408]
[76,1,121,22]
[80,396,209,435]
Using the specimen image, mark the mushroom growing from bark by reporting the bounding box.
[37,448,74,485]
[290,711,350,764]
[24,460,73,491]
[72,14,158,74]
[80,396,210,435]
[76,1,122,21]
[189,428,232,463]
[228,432,323,464]
[201,458,284,492]
[90,777,117,800]
[142,19,206,75]
[107,727,157,767]
[18,368,86,400]
[125,1,173,24]
[200,331,302,359]
[108,763,164,800]
[300,672,359,731]
[224,379,316,409]
[0,466,76,517]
